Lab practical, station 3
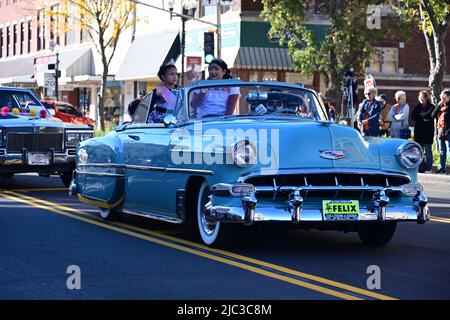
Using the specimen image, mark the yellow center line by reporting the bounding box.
[0,188,67,192]
[431,216,450,224]
[2,190,398,300]
[0,191,364,300]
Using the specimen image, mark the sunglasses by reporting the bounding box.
[364,92,371,96]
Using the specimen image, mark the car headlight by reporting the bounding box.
[397,142,423,169]
[232,140,257,167]
[67,133,80,143]
[80,132,93,141]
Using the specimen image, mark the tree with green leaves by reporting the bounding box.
[394,0,450,103]
[54,0,135,130]
[260,0,403,109]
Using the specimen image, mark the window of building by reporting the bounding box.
[50,4,59,45]
[13,24,17,55]
[37,9,45,51]
[20,22,24,54]
[199,3,231,18]
[0,28,3,58]
[27,20,31,53]
[6,26,10,57]
[368,47,398,74]
[66,2,75,45]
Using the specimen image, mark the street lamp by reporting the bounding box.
[167,0,197,86]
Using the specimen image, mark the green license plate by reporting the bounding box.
[323,200,359,221]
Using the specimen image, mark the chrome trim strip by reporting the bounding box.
[124,165,166,172]
[77,163,214,175]
[238,168,411,183]
[77,163,125,168]
[122,209,182,224]
[166,168,214,175]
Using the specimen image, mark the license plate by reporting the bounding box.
[27,152,50,165]
[323,200,359,221]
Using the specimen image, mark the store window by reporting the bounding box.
[368,47,398,74]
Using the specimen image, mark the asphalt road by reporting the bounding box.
[1,173,449,300]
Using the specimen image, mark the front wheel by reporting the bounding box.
[197,181,235,247]
[99,207,122,221]
[358,222,397,246]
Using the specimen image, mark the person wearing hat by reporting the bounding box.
[377,93,391,137]
[147,60,178,123]
[190,58,240,118]
[128,90,146,118]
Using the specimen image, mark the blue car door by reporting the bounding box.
[121,91,180,219]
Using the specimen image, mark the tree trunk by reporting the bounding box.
[99,65,108,132]
[429,33,447,104]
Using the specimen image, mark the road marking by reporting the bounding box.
[1,190,398,300]
[431,216,450,224]
[0,188,67,192]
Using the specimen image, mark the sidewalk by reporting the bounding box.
[418,172,450,184]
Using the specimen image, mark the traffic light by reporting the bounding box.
[204,32,215,64]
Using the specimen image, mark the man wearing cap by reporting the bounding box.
[128,91,146,118]
[378,93,391,137]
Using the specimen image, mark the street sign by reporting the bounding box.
[44,73,55,90]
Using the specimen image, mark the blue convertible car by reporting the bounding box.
[71,80,429,247]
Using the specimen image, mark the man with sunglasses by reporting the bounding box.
[358,87,381,137]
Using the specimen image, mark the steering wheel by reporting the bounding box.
[271,108,300,116]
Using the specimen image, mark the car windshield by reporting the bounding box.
[187,83,327,121]
[0,90,48,116]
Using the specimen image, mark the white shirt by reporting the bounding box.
[194,87,240,118]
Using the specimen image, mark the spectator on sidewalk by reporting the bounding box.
[389,91,410,139]
[412,90,435,173]
[358,87,381,137]
[432,90,450,174]
[377,93,391,137]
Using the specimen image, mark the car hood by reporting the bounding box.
[0,115,64,129]
[188,118,400,173]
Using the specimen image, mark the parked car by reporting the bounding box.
[0,87,94,186]
[70,80,429,247]
[41,99,95,127]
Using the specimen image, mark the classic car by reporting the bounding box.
[0,87,94,187]
[41,99,95,127]
[70,80,429,247]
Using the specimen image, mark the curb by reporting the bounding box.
[418,173,450,184]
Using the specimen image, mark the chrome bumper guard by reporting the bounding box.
[207,183,430,225]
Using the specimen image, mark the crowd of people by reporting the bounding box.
[353,88,450,174]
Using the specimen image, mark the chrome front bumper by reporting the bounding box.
[207,183,430,225]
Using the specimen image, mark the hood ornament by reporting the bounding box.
[320,150,345,160]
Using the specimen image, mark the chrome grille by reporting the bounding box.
[7,133,64,153]
[244,173,410,200]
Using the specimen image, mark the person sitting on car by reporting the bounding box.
[190,59,240,118]
[147,60,178,124]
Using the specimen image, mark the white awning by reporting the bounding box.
[115,32,180,81]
